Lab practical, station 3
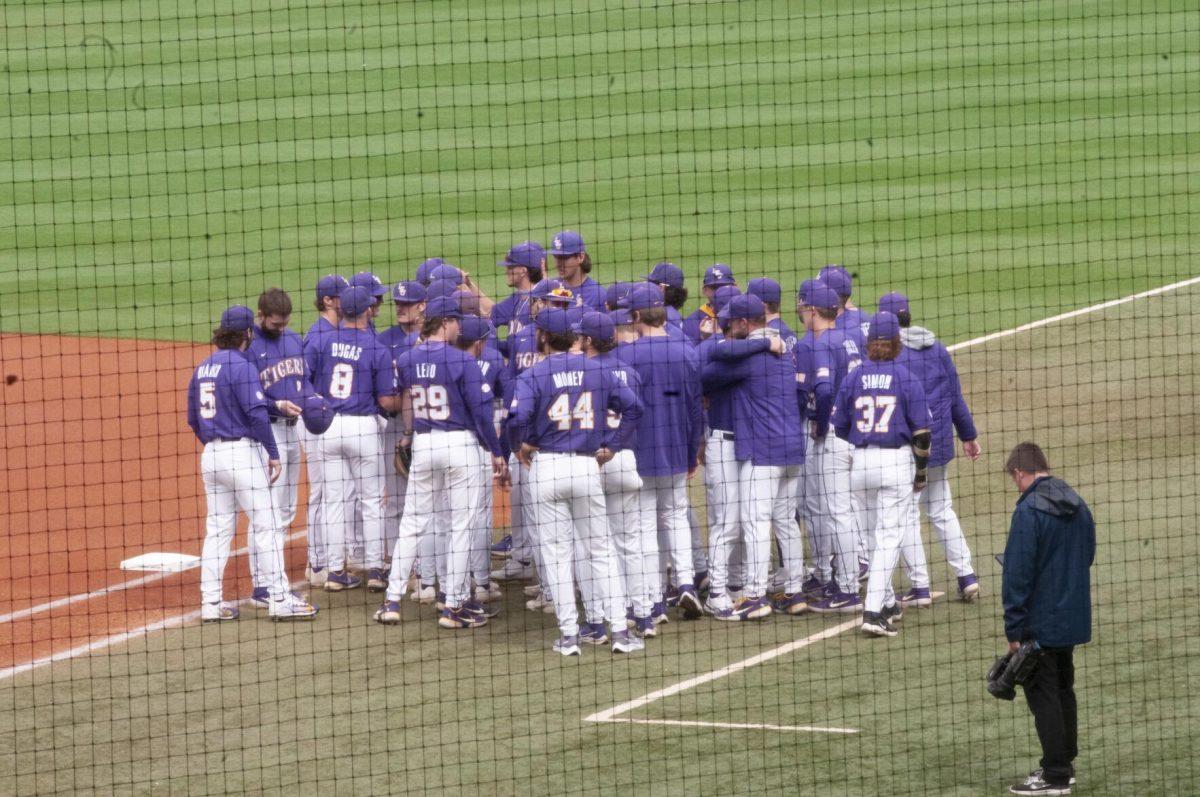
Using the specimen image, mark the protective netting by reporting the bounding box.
[2,2,1198,795]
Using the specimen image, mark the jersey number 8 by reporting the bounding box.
[548,391,594,431]
[329,363,355,400]
[854,395,896,434]
[411,385,450,420]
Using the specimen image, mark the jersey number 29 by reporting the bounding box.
[411,385,450,420]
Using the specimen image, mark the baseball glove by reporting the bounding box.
[986,641,1042,700]
[394,440,413,477]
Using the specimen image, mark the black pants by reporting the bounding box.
[1021,646,1078,785]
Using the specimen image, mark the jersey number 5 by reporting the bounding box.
[548,391,594,431]
[199,382,217,419]
[854,395,896,434]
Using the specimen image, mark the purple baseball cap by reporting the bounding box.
[818,265,853,298]
[428,264,464,285]
[576,311,615,342]
[349,271,388,298]
[625,283,664,311]
[301,393,335,436]
[425,278,461,301]
[535,307,574,334]
[340,285,374,317]
[458,315,494,343]
[645,262,685,289]
[531,278,574,305]
[878,291,909,316]
[220,305,254,332]
[415,257,445,285]
[724,294,766,321]
[392,280,426,304]
[565,305,587,330]
[609,308,635,326]
[712,285,741,313]
[315,274,348,301]
[549,230,586,256]
[605,281,632,309]
[868,311,900,341]
[499,241,545,270]
[801,280,839,310]
[424,295,462,319]
[746,277,781,305]
[703,264,736,287]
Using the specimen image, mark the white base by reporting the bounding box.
[119,552,201,572]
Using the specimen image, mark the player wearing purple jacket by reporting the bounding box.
[549,230,607,310]
[833,311,933,638]
[299,274,349,588]
[878,292,983,605]
[375,297,507,630]
[803,281,869,614]
[819,265,870,348]
[306,286,402,594]
[244,289,308,610]
[616,284,706,625]
[508,308,644,655]
[701,294,808,620]
[187,306,317,622]
[683,264,737,342]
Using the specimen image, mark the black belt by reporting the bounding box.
[215,437,245,443]
[856,443,904,449]
[541,450,597,458]
[712,431,735,441]
[271,417,298,427]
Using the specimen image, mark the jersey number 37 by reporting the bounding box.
[854,395,896,434]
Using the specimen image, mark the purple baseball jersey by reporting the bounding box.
[897,334,978,467]
[509,353,642,453]
[589,350,644,451]
[615,336,703,476]
[809,327,862,437]
[491,290,534,335]
[395,341,502,456]
[187,349,279,458]
[247,327,307,416]
[305,327,397,416]
[835,307,870,350]
[832,360,932,448]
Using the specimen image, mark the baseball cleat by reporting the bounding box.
[800,575,825,598]
[1026,768,1076,787]
[580,622,609,645]
[522,582,544,598]
[434,591,447,611]
[250,586,271,610]
[373,600,403,624]
[525,594,553,613]
[898,586,933,608]
[634,617,657,638]
[491,558,533,581]
[677,585,704,620]
[411,584,437,604]
[463,599,500,619]
[881,602,904,624]
[438,606,488,629]
[552,635,582,657]
[611,630,645,654]
[305,565,327,588]
[490,534,513,558]
[365,569,388,593]
[269,594,318,621]
[770,592,809,615]
[201,602,239,623]
[474,583,501,603]
[664,585,681,608]
[1009,771,1072,795]
[651,602,670,625]
[957,573,981,602]
[861,611,898,637]
[733,596,773,621]
[695,570,711,596]
[808,591,863,614]
[323,569,361,592]
[858,559,871,584]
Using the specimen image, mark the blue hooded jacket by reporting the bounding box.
[1002,476,1096,647]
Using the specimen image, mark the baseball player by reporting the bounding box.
[548,230,607,309]
[304,285,401,592]
[878,292,983,604]
[605,282,632,312]
[300,273,349,587]
[832,311,932,637]
[490,241,546,339]
[415,257,446,286]
[377,280,427,575]
[508,307,644,655]
[819,265,870,347]
[683,264,737,342]
[187,305,317,622]
[747,278,798,352]
[374,296,507,629]
[245,288,307,610]
[701,294,807,619]
[616,283,705,629]
[802,281,868,614]
[644,262,688,338]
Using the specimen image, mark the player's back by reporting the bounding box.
[696,333,736,432]
[397,340,485,435]
[816,327,862,396]
[897,327,973,466]
[836,307,870,346]
[617,335,701,476]
[710,339,805,467]
[516,353,616,453]
[834,359,930,448]
[311,327,393,415]
[188,349,264,441]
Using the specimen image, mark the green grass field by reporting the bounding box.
[2,1,1199,795]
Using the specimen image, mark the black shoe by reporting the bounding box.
[881,602,903,624]
[860,611,898,637]
[1028,767,1076,786]
[1009,770,1072,795]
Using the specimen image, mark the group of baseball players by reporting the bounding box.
[186,229,984,654]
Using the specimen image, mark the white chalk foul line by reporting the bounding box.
[584,619,861,730]
[590,718,859,735]
[0,527,308,625]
